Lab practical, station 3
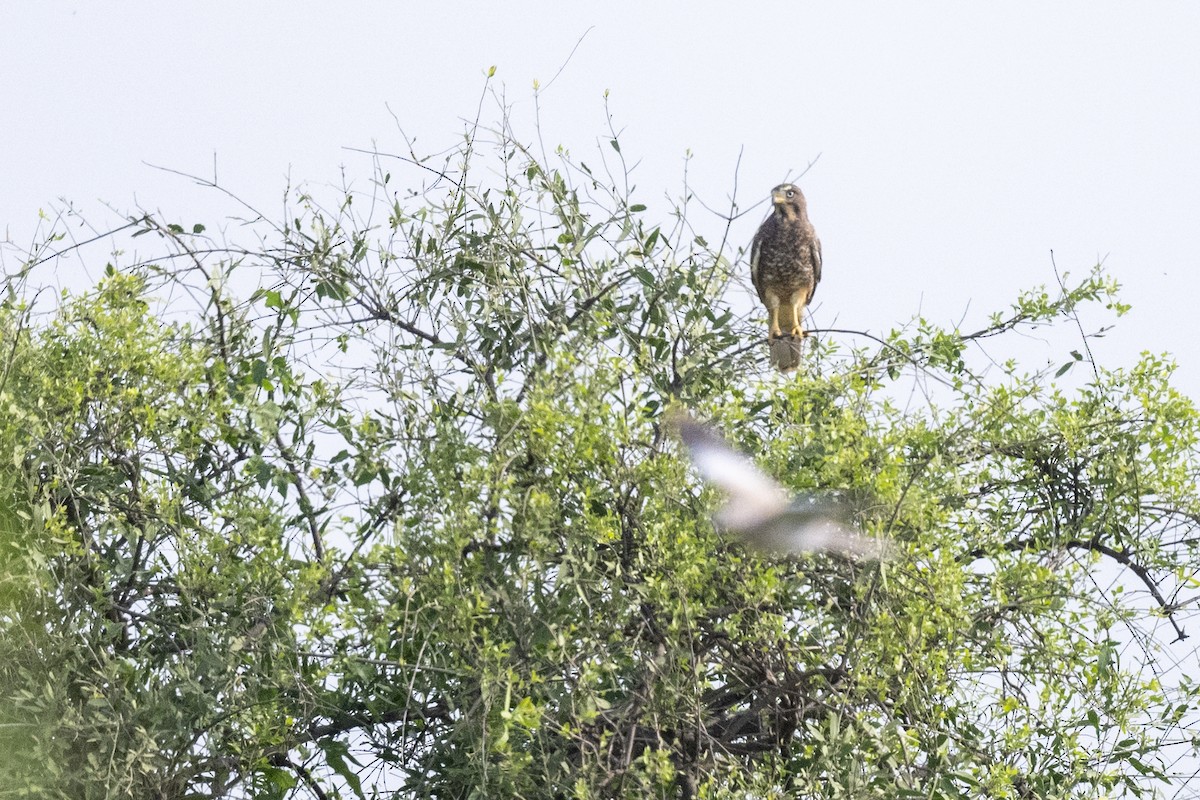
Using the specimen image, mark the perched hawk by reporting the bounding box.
[674,413,888,560]
[750,183,822,372]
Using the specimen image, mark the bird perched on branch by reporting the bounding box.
[673,413,888,560]
[750,183,822,372]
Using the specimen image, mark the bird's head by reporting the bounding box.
[770,183,807,219]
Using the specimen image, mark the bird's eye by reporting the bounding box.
[785,189,795,198]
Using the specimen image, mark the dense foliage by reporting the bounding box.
[3,113,1200,799]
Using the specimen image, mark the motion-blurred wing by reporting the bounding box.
[675,416,788,530]
[740,499,890,559]
[674,414,890,559]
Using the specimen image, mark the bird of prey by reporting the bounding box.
[674,414,888,559]
[750,183,822,372]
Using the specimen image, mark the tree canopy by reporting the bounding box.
[3,108,1200,799]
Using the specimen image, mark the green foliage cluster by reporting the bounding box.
[2,112,1199,799]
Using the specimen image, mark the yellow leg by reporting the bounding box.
[790,300,806,338]
[767,304,782,338]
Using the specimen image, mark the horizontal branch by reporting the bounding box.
[969,536,1188,642]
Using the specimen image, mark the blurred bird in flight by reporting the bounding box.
[674,414,889,560]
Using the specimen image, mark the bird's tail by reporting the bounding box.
[769,336,804,372]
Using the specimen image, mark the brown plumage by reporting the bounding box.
[750,183,822,372]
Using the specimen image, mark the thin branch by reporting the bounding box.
[274,757,331,800]
[1051,249,1099,382]
[274,430,326,563]
[970,536,1188,642]
[341,145,463,190]
[13,216,147,277]
[1063,538,1188,642]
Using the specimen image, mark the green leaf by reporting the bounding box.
[643,227,660,252]
[320,740,365,799]
[5,103,1193,800]
[258,766,297,799]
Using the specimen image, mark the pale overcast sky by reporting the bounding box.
[4,3,1198,395]
[4,2,1200,792]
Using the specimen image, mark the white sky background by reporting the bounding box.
[4,0,1200,789]
[4,2,1199,395]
